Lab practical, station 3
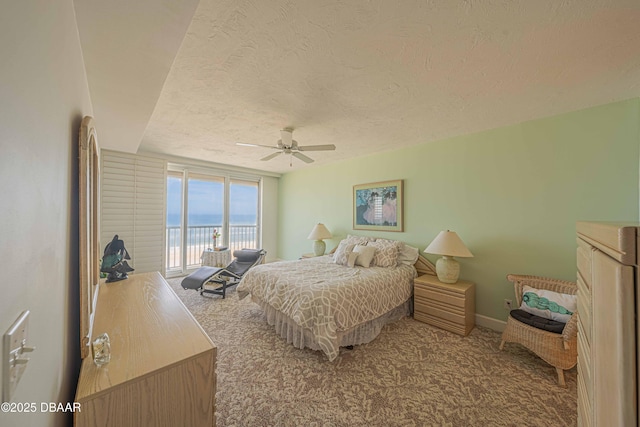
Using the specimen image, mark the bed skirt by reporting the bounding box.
[251,296,412,360]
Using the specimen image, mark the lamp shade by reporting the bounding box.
[307,223,332,240]
[424,230,473,284]
[424,230,473,258]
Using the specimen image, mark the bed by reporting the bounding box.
[237,237,436,361]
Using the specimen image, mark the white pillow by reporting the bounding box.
[368,239,401,267]
[352,244,376,268]
[333,241,355,266]
[519,285,577,323]
[398,243,420,266]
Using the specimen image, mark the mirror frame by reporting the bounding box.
[79,116,100,359]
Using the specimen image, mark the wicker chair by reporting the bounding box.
[499,274,578,387]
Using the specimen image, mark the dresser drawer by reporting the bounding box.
[576,275,591,346]
[414,311,468,336]
[577,238,593,289]
[577,370,592,427]
[414,299,465,325]
[577,328,592,403]
[414,284,465,308]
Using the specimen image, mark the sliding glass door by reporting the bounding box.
[229,179,259,252]
[166,168,260,276]
[186,173,224,269]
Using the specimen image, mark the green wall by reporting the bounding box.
[278,98,640,322]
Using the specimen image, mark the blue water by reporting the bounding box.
[167,213,257,227]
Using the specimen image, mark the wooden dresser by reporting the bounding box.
[75,272,216,427]
[576,222,638,426]
[413,274,475,336]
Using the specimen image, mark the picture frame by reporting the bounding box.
[353,179,403,232]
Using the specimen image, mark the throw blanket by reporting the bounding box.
[237,256,416,360]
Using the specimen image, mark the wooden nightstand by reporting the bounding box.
[300,253,317,259]
[413,274,475,336]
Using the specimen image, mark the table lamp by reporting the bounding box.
[424,230,473,283]
[307,223,332,256]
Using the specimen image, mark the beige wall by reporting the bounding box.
[278,99,640,324]
[0,2,93,426]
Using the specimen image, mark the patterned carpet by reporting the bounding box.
[167,278,577,427]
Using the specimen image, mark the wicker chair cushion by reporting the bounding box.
[509,309,566,334]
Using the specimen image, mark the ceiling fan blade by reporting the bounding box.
[292,152,314,163]
[236,142,280,149]
[297,144,336,152]
[280,129,293,147]
[261,152,282,161]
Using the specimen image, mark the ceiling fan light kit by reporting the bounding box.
[237,128,336,166]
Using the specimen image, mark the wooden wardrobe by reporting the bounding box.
[576,222,638,426]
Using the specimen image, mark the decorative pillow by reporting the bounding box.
[333,241,356,266]
[519,285,577,323]
[346,234,375,245]
[398,243,420,266]
[352,244,376,268]
[368,239,401,267]
[346,251,359,268]
[372,237,394,244]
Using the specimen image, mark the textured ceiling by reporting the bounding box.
[90,0,640,174]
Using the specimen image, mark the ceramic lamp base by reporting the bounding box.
[312,240,326,256]
[435,256,460,283]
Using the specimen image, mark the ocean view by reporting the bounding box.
[167,213,257,227]
[165,218,258,270]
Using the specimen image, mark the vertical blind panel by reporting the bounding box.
[101,151,166,274]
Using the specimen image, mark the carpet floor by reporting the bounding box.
[167,278,577,427]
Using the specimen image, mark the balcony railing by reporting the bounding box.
[166,224,258,271]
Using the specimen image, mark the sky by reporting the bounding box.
[167,176,258,225]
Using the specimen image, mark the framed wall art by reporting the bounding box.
[353,179,403,232]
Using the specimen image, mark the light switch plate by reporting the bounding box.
[2,310,32,403]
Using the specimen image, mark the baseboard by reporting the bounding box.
[475,314,507,332]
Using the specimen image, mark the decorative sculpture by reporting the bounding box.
[100,234,134,282]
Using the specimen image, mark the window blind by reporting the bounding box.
[101,151,166,274]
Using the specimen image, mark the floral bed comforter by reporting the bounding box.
[237,255,416,360]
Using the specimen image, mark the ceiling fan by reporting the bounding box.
[236,128,336,165]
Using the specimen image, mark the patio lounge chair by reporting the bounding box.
[181,248,266,298]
